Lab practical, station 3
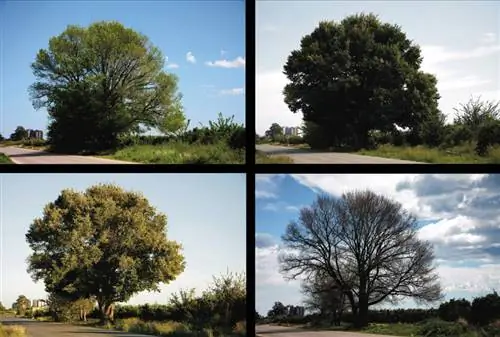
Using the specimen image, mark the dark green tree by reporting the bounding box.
[10,126,28,141]
[26,184,185,324]
[283,13,441,149]
[265,123,283,141]
[437,298,471,322]
[267,301,287,318]
[29,21,185,153]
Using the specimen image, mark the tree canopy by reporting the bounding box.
[10,126,28,141]
[25,183,185,323]
[29,21,185,153]
[283,13,442,149]
[279,190,443,327]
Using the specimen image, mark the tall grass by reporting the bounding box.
[356,142,500,163]
[0,324,27,337]
[108,141,245,164]
[112,318,245,337]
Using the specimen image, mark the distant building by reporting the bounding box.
[26,129,43,140]
[284,126,300,136]
[286,305,305,317]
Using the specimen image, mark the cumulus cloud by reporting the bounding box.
[262,201,303,213]
[186,52,196,63]
[166,63,179,69]
[256,174,286,199]
[205,56,245,68]
[256,233,277,249]
[219,88,245,96]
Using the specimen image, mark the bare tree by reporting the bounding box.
[301,270,347,326]
[279,190,443,327]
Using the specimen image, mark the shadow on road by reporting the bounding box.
[7,152,61,158]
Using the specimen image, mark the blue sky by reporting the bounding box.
[255,174,500,315]
[0,174,246,308]
[0,0,245,138]
[256,1,500,134]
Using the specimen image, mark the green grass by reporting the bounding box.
[0,154,13,164]
[361,323,420,336]
[256,151,294,163]
[104,141,245,164]
[356,142,500,163]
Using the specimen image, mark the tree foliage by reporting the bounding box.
[283,13,441,149]
[29,21,185,153]
[437,298,471,322]
[15,295,31,316]
[25,183,185,323]
[10,126,28,141]
[279,190,443,327]
[267,301,287,318]
[265,123,284,141]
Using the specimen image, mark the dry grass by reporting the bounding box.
[0,324,27,337]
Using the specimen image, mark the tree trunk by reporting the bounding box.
[355,294,369,328]
[98,301,115,325]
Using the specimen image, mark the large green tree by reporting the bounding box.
[29,21,185,153]
[283,13,442,149]
[26,184,185,323]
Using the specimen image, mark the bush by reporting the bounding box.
[228,126,246,150]
[438,298,471,322]
[287,135,304,145]
[476,120,500,156]
[417,319,468,337]
[470,291,500,326]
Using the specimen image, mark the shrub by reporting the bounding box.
[438,298,471,322]
[470,291,500,326]
[417,318,468,337]
[228,126,246,150]
[287,135,304,145]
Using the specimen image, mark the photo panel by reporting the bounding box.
[1,1,245,165]
[256,174,499,333]
[256,1,499,164]
[0,173,247,335]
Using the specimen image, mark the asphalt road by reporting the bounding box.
[256,144,423,164]
[0,147,134,164]
[0,317,153,337]
[256,324,400,337]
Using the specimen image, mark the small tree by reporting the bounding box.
[438,298,471,322]
[10,126,28,141]
[15,295,31,316]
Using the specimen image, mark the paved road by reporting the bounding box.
[0,317,153,337]
[0,147,134,164]
[256,324,400,337]
[256,144,423,164]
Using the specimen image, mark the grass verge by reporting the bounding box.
[360,323,419,336]
[0,154,13,164]
[0,324,27,337]
[103,141,245,164]
[356,143,500,163]
[256,151,294,163]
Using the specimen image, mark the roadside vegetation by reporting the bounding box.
[0,154,13,164]
[1,113,245,164]
[17,183,246,336]
[6,20,245,164]
[0,324,26,337]
[263,12,500,163]
[258,294,500,337]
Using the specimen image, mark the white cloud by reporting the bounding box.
[186,51,196,63]
[256,174,286,199]
[437,264,500,293]
[262,201,303,213]
[256,71,303,135]
[438,75,491,91]
[480,32,496,44]
[260,24,278,33]
[166,63,179,69]
[421,44,500,69]
[418,216,486,245]
[219,88,245,96]
[205,56,245,68]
